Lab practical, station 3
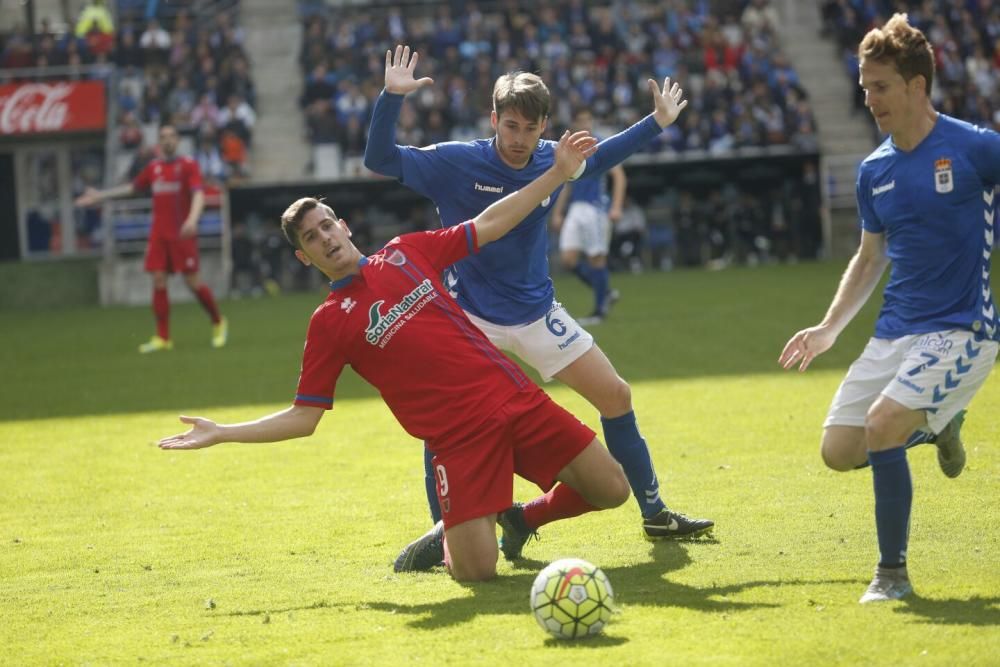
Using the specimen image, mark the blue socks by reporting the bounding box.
[853,429,934,470]
[423,443,442,524]
[573,260,610,315]
[601,411,665,519]
[572,260,594,287]
[592,266,609,314]
[868,447,912,568]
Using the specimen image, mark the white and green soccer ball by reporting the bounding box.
[529,558,614,639]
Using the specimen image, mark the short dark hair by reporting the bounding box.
[859,13,934,95]
[280,197,327,249]
[493,71,550,122]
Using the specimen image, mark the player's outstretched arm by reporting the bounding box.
[383,44,434,96]
[474,131,597,246]
[365,44,433,178]
[778,230,889,372]
[74,183,136,207]
[158,405,324,450]
[579,78,688,181]
[648,77,688,129]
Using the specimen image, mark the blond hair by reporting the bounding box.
[859,13,934,95]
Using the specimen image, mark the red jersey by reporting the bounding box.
[294,223,533,442]
[132,156,203,239]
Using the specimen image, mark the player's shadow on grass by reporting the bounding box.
[365,541,853,632]
[895,595,1000,626]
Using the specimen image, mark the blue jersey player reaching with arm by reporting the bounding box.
[779,14,999,603]
[366,45,713,563]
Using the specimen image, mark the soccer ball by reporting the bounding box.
[529,558,614,639]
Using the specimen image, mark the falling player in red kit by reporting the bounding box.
[76,124,227,353]
[156,131,632,582]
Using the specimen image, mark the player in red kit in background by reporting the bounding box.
[76,123,228,353]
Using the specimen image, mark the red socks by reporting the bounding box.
[195,285,221,324]
[522,484,600,530]
[153,287,170,340]
[153,285,222,340]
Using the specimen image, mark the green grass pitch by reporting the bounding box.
[1,262,998,665]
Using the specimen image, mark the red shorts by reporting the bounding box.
[428,388,596,529]
[144,236,199,274]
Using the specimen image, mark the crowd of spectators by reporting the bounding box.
[298,0,819,165]
[822,0,1000,133]
[288,0,822,274]
[0,0,255,186]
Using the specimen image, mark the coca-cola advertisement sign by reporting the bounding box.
[0,80,106,136]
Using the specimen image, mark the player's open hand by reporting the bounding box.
[158,415,221,450]
[74,187,100,208]
[384,45,434,95]
[648,77,688,129]
[778,325,837,372]
[553,130,598,181]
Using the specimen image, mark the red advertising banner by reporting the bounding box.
[0,80,106,136]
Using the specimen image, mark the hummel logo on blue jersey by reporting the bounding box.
[872,181,895,195]
[475,182,504,194]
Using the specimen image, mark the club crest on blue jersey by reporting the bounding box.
[934,158,953,194]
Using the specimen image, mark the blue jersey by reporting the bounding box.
[856,114,1000,341]
[365,91,661,325]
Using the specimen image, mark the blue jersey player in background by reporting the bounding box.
[365,45,713,559]
[779,14,999,603]
[552,107,627,325]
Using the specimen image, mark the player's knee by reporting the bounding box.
[593,465,630,509]
[604,378,632,415]
[863,410,900,450]
[450,558,497,582]
[820,442,857,472]
[608,467,631,507]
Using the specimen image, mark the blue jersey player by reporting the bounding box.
[552,108,627,325]
[779,14,999,603]
[365,45,713,557]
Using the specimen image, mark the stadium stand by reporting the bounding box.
[1,1,256,187]
[290,0,824,270]
[2,0,994,282]
[298,0,818,161]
